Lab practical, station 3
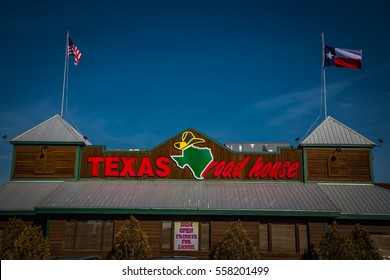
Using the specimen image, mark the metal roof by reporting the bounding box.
[11,114,92,145]
[300,116,375,147]
[0,181,63,212]
[34,181,339,215]
[1,180,389,219]
[318,184,390,217]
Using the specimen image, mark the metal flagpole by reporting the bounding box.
[61,30,69,117]
[321,32,327,118]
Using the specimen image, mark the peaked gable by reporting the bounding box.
[11,114,91,145]
[300,116,375,147]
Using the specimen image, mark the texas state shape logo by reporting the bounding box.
[170,131,214,180]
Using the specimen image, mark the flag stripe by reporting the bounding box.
[335,48,362,59]
[334,57,361,70]
[68,37,82,66]
[324,44,362,70]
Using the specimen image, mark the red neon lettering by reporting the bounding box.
[88,157,103,177]
[260,162,273,178]
[248,157,300,179]
[201,160,219,178]
[279,161,290,178]
[155,157,170,177]
[222,161,235,178]
[213,161,226,177]
[105,157,119,176]
[287,162,300,178]
[119,157,136,177]
[137,157,154,177]
[269,161,282,179]
[248,157,264,178]
[232,156,249,178]
[204,156,250,178]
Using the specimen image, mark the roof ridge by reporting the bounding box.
[300,116,375,146]
[11,114,90,144]
[11,114,60,142]
[327,116,375,145]
[55,115,86,142]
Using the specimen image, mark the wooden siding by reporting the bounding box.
[44,218,390,260]
[45,219,316,260]
[13,146,77,179]
[305,148,372,182]
[139,220,162,257]
[48,220,65,257]
[336,224,390,234]
[308,222,325,250]
[80,130,303,181]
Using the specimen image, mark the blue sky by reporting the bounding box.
[1,0,389,183]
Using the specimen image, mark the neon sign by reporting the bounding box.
[86,131,301,180]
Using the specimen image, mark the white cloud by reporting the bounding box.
[238,78,358,127]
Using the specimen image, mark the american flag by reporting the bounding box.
[68,38,82,66]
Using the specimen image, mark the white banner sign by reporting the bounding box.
[174,221,198,251]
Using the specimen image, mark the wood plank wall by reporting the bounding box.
[13,146,77,179]
[48,220,65,257]
[308,222,325,249]
[305,148,372,182]
[45,218,390,260]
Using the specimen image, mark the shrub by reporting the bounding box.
[319,221,381,260]
[0,218,50,260]
[319,221,354,260]
[210,220,259,260]
[111,216,152,260]
[350,224,381,260]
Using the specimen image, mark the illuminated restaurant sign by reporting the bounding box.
[87,155,300,180]
[85,130,301,180]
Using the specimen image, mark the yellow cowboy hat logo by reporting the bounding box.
[174,131,205,150]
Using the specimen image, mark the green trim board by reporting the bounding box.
[0,211,36,216]
[5,208,390,221]
[34,207,341,217]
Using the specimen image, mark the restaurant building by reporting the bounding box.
[0,114,389,259]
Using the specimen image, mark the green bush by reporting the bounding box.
[319,221,354,260]
[111,216,152,260]
[319,221,381,260]
[350,224,381,260]
[0,218,50,260]
[210,220,259,260]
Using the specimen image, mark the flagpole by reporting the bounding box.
[321,32,328,118]
[61,30,69,118]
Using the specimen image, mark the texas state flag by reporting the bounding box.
[324,45,362,70]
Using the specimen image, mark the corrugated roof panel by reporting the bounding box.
[318,184,390,215]
[0,181,62,211]
[32,180,340,214]
[11,114,91,145]
[300,116,375,146]
[2,180,389,218]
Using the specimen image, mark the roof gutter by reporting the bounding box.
[34,207,341,217]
